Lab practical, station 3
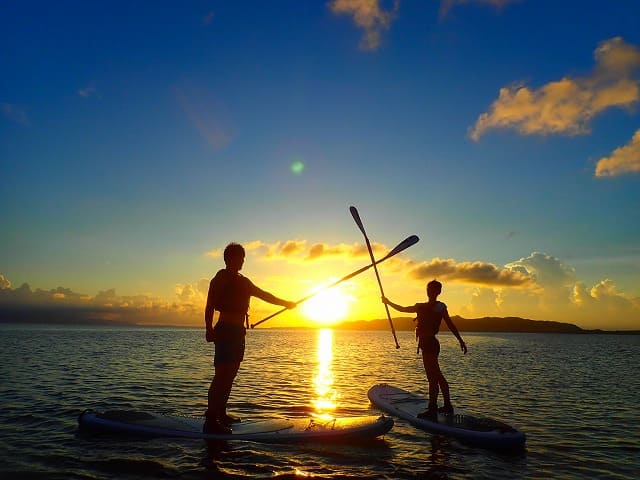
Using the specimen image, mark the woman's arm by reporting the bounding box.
[381,296,417,314]
[443,311,467,354]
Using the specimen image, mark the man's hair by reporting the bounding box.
[427,279,442,294]
[223,242,245,264]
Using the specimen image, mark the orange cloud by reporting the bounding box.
[470,37,640,140]
[328,0,399,51]
[209,239,386,262]
[595,128,640,177]
[407,257,533,287]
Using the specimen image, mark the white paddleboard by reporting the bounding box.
[78,409,393,443]
[368,384,525,449]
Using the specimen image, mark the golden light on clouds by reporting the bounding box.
[470,37,640,140]
[328,0,399,51]
[408,257,534,287]
[595,128,640,177]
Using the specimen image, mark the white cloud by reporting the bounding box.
[595,128,640,177]
[470,37,640,140]
[505,252,576,287]
[328,0,399,51]
[78,85,97,98]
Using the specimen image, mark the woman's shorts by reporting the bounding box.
[213,322,246,366]
[418,335,440,356]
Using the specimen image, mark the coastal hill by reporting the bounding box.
[335,316,586,333]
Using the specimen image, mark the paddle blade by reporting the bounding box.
[382,235,419,260]
[349,206,366,235]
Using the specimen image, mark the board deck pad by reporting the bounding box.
[368,384,525,449]
[78,409,393,443]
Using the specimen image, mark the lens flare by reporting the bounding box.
[291,160,305,175]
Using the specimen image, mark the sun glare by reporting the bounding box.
[313,329,337,416]
[301,286,350,325]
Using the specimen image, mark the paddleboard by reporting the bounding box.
[368,384,525,449]
[78,409,393,443]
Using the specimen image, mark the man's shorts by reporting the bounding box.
[213,322,246,366]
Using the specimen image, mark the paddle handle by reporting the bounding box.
[350,206,400,349]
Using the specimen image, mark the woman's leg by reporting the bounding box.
[422,352,440,411]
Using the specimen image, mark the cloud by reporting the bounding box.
[328,0,399,51]
[572,279,639,311]
[208,239,388,263]
[1,103,30,125]
[175,84,234,150]
[453,255,640,329]
[0,277,209,325]
[470,37,640,140]
[570,280,640,328]
[505,252,576,288]
[78,85,98,98]
[175,283,198,303]
[440,0,517,17]
[407,257,534,287]
[594,128,640,177]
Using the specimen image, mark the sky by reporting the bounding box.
[1,0,639,330]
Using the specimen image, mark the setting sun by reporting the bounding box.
[301,286,351,325]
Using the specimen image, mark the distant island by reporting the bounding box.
[333,316,639,335]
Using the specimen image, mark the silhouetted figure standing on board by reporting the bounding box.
[383,279,467,419]
[204,242,296,434]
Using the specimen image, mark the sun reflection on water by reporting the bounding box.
[313,328,338,419]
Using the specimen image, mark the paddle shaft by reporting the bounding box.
[350,206,400,349]
[250,235,418,328]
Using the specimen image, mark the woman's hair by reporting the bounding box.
[427,279,442,294]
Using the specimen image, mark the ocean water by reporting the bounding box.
[0,325,638,479]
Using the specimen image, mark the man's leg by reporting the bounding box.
[216,362,240,420]
[205,362,238,433]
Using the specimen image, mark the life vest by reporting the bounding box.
[212,269,252,315]
[415,301,447,339]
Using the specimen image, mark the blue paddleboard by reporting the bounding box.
[368,384,525,449]
[78,409,393,443]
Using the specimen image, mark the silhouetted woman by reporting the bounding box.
[383,280,466,418]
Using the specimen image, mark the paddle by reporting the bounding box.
[349,206,400,349]
[250,234,419,328]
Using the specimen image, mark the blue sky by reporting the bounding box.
[1,0,639,329]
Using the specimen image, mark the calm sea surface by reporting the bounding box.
[1,325,638,479]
